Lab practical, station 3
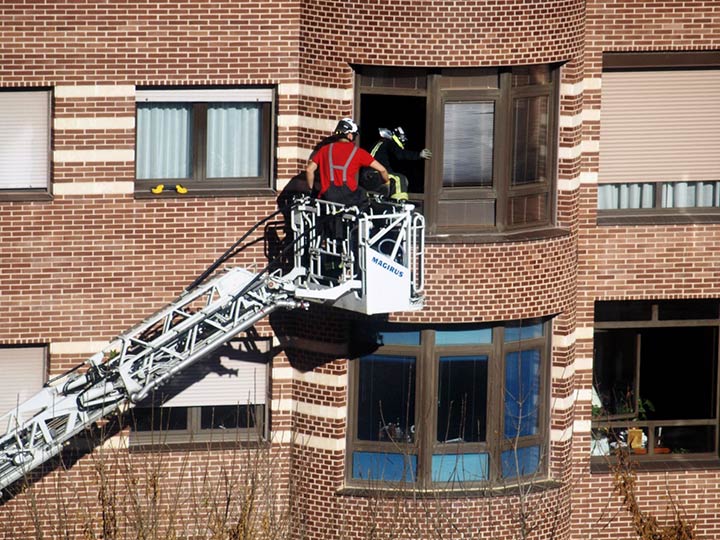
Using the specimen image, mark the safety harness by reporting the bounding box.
[328,143,358,187]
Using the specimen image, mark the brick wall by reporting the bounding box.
[571,2,720,539]
[0,1,587,538]
[3,0,718,538]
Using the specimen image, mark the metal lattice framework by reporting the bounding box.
[0,267,303,492]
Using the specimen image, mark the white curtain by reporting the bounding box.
[598,183,654,210]
[136,104,192,179]
[661,181,720,208]
[206,103,261,178]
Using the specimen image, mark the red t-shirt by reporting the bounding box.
[311,141,375,196]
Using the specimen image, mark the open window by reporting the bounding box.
[592,300,720,460]
[355,65,559,236]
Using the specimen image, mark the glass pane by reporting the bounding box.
[437,355,488,443]
[136,103,192,179]
[353,324,420,348]
[443,101,494,187]
[656,425,715,454]
[639,327,717,421]
[357,355,415,442]
[657,299,720,320]
[352,451,417,482]
[594,301,653,322]
[132,407,188,432]
[432,453,489,483]
[437,198,495,228]
[504,349,541,438]
[512,96,548,186]
[505,319,544,342]
[507,192,548,226]
[200,405,256,430]
[661,181,720,208]
[591,428,612,456]
[436,327,492,346]
[501,445,540,479]
[512,65,551,87]
[593,330,637,417]
[207,103,262,178]
[598,183,655,210]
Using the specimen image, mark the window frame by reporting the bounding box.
[130,403,267,447]
[0,88,53,201]
[597,52,720,226]
[346,320,551,490]
[134,87,276,198]
[355,65,559,237]
[591,300,720,464]
[0,345,48,417]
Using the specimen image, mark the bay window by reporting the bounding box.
[356,65,558,235]
[348,318,550,489]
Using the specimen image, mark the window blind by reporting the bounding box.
[0,347,46,417]
[599,69,720,183]
[153,345,268,408]
[0,90,50,190]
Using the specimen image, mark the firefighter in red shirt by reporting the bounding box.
[306,118,389,207]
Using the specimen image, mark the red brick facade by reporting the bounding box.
[1,1,719,538]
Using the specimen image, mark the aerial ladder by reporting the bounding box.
[0,196,425,493]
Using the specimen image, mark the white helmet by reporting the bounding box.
[334,117,359,136]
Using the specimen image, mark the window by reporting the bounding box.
[598,52,720,223]
[348,318,550,488]
[0,346,46,417]
[0,89,51,199]
[135,88,275,196]
[130,343,268,445]
[591,300,720,460]
[355,65,558,235]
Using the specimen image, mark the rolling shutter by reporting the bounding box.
[153,343,268,408]
[0,347,46,417]
[0,90,51,190]
[599,69,720,183]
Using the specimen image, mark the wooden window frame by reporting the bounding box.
[130,403,267,447]
[134,87,276,198]
[355,65,559,236]
[346,320,551,490]
[598,52,720,225]
[591,300,720,464]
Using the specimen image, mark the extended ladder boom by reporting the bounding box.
[0,197,425,492]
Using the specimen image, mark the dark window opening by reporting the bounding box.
[358,94,427,195]
[592,300,720,459]
[355,64,559,235]
[357,355,416,443]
